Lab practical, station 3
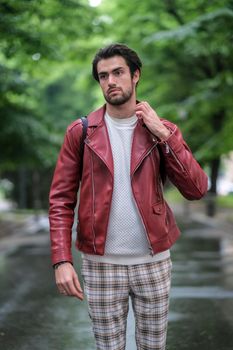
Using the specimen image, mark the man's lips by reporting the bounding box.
[107,88,121,94]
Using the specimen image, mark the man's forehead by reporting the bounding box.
[97,56,128,73]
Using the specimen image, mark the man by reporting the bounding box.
[49,43,208,350]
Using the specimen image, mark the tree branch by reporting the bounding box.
[164,0,185,25]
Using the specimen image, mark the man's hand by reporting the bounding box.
[135,101,170,141]
[55,262,84,300]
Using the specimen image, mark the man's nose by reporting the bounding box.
[108,74,116,86]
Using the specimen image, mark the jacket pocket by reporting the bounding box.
[152,201,164,215]
[152,201,169,240]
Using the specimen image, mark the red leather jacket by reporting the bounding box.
[49,105,208,265]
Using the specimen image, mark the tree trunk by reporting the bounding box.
[32,170,41,220]
[206,157,220,217]
[18,167,27,209]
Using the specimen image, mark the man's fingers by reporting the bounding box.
[59,288,68,296]
[66,280,84,300]
[71,273,84,300]
[55,263,83,300]
[73,274,83,294]
[135,101,149,111]
[58,280,83,300]
[57,282,69,295]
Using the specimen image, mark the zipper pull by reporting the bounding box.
[165,142,170,154]
[149,247,154,256]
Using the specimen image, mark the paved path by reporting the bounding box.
[0,207,232,350]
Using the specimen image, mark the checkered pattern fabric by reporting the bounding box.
[81,258,172,350]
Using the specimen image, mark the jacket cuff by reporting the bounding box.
[51,249,73,266]
[160,124,187,153]
[53,261,73,269]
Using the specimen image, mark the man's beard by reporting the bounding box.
[104,86,133,106]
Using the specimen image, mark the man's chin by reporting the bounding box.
[106,96,128,106]
[109,100,125,106]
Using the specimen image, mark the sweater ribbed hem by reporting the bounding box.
[82,249,170,265]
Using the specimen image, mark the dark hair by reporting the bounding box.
[92,43,142,82]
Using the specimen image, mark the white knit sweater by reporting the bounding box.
[83,112,169,265]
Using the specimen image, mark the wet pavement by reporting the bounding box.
[167,218,233,350]
[0,215,233,350]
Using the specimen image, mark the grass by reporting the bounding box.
[164,187,183,203]
[217,194,233,208]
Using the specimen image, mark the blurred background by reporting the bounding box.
[0,0,233,214]
[0,1,233,349]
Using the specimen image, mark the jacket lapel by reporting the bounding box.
[85,105,114,176]
[131,120,158,176]
[85,105,157,177]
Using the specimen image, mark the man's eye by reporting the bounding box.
[114,70,123,76]
[99,74,107,80]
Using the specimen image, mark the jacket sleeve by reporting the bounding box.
[49,121,83,265]
[158,120,208,200]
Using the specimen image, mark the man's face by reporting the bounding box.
[96,56,139,106]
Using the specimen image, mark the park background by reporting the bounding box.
[1,0,233,212]
[0,1,233,350]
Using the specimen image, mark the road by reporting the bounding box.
[0,214,233,350]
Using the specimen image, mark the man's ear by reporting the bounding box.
[133,69,140,85]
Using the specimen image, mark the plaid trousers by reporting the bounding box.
[81,257,172,350]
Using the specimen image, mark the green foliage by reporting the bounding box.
[0,0,99,170]
[164,186,183,203]
[1,0,233,207]
[217,194,233,208]
[100,0,233,164]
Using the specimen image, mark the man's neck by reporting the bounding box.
[106,100,137,119]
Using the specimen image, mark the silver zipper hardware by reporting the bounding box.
[131,144,158,256]
[132,143,158,177]
[90,152,97,254]
[165,142,170,154]
[131,192,154,256]
[164,142,185,172]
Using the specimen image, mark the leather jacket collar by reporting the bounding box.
[86,105,158,177]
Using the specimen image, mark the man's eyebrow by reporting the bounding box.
[98,70,107,75]
[112,67,124,73]
[98,66,124,75]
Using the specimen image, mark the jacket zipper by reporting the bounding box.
[131,193,154,256]
[91,152,97,253]
[131,143,158,256]
[132,143,158,176]
[164,142,185,172]
[157,174,164,202]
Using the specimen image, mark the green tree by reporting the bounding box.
[100,0,233,214]
[0,0,99,207]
